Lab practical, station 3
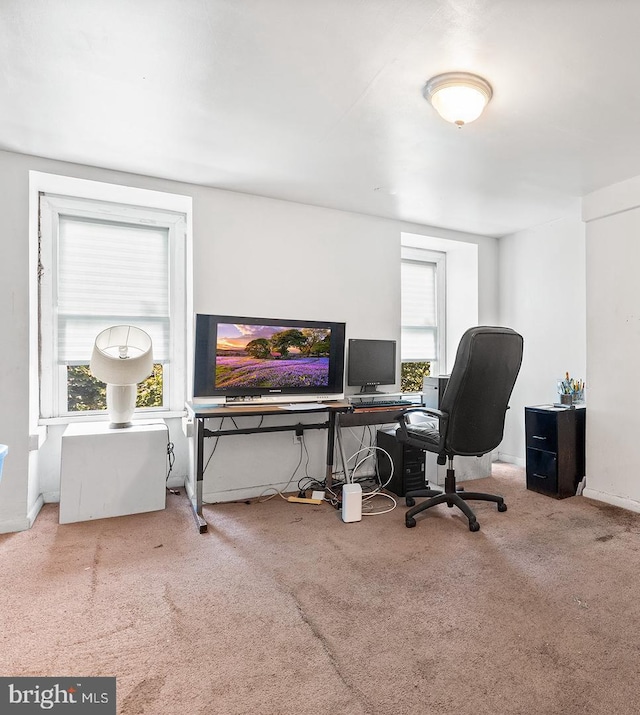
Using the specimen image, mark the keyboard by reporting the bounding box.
[350,399,416,409]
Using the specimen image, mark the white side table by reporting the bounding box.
[60,421,167,524]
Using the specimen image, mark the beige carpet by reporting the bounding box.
[1,462,639,714]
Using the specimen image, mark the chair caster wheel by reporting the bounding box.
[469,520,480,532]
[406,517,417,528]
[406,497,415,507]
[498,502,507,512]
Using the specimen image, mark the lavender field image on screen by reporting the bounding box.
[215,323,331,388]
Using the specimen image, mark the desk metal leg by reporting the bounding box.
[191,417,208,533]
[325,411,336,490]
[326,411,351,489]
[335,414,351,484]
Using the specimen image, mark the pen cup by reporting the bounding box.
[572,389,584,404]
[560,393,573,406]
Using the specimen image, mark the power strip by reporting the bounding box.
[287,496,323,505]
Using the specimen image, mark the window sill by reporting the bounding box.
[39,410,186,427]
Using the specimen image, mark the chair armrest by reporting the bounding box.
[398,407,445,422]
[395,407,449,454]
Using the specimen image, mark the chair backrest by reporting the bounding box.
[439,326,523,457]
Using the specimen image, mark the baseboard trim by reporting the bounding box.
[167,475,186,490]
[582,487,640,514]
[27,494,45,527]
[0,495,44,534]
[203,484,301,504]
[497,453,525,468]
[0,519,30,534]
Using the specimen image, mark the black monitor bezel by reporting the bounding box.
[347,338,397,391]
[193,313,346,400]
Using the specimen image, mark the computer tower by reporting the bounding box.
[422,375,449,409]
[376,428,427,497]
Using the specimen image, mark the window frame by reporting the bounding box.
[32,173,192,424]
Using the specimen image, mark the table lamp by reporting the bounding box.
[90,326,153,428]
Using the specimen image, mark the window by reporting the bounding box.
[400,247,445,391]
[36,177,190,420]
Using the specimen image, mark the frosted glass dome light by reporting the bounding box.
[424,72,493,126]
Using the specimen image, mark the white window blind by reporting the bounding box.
[57,217,170,364]
[401,258,437,361]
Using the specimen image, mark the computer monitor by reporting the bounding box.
[193,313,346,404]
[347,339,396,393]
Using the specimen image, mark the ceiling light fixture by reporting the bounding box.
[423,72,493,127]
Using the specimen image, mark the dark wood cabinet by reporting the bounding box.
[525,405,585,498]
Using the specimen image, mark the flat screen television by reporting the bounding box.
[347,338,397,393]
[193,314,346,404]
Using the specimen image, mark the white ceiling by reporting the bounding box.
[2,0,640,237]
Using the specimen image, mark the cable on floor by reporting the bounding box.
[344,444,398,515]
[258,434,311,502]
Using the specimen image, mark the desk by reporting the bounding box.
[185,401,351,532]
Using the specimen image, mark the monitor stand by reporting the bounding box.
[359,385,385,394]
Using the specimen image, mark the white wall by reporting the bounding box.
[498,204,586,465]
[0,149,499,530]
[0,154,31,532]
[582,177,640,510]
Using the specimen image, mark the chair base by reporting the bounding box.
[405,467,506,532]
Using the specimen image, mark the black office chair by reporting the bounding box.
[395,326,524,532]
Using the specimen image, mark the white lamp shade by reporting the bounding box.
[90,326,153,385]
